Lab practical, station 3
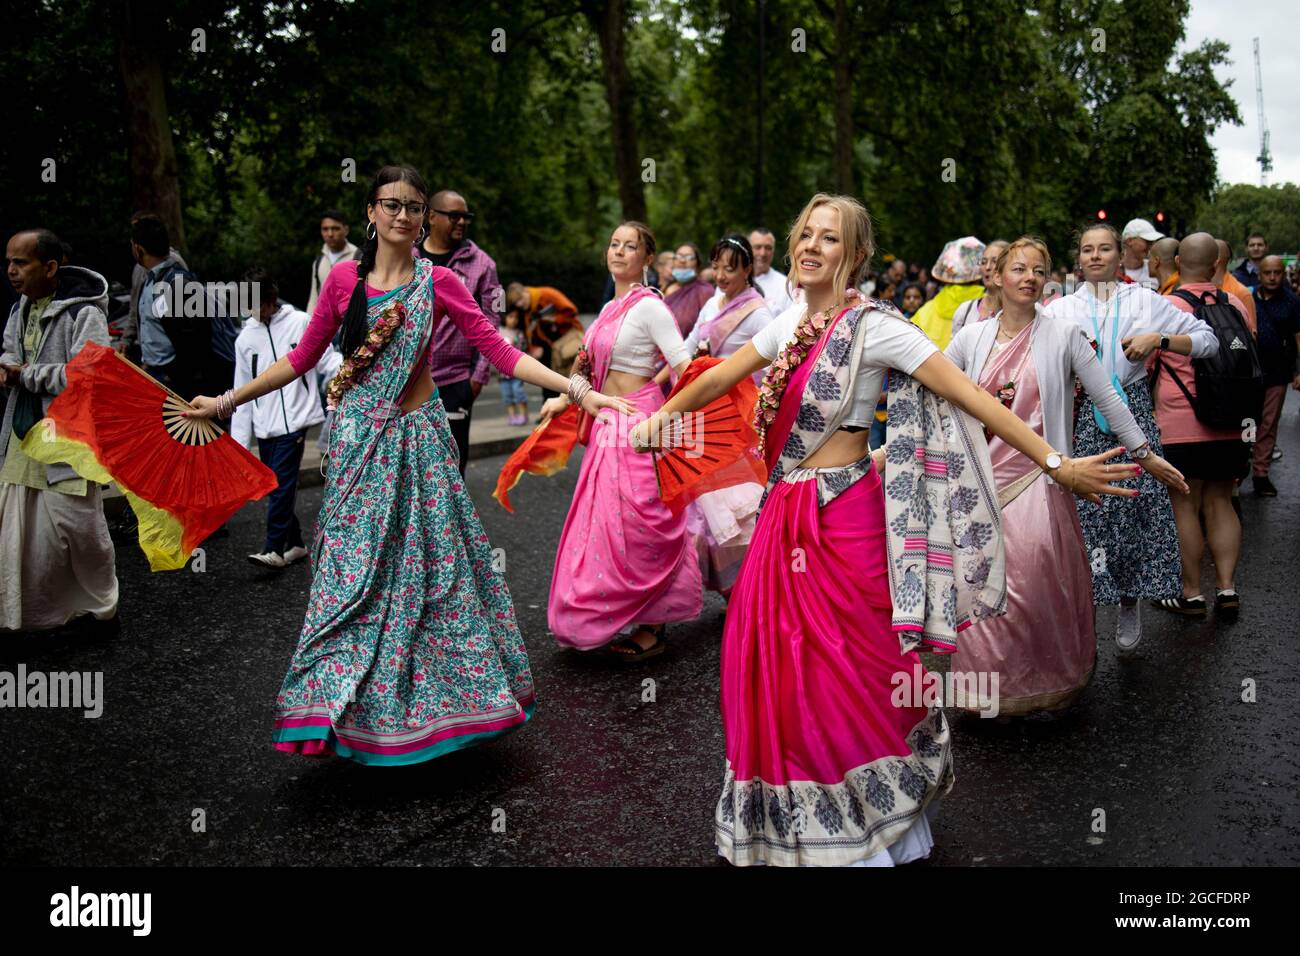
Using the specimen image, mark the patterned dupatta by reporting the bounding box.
[762,299,1006,654]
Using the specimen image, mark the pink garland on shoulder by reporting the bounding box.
[326,300,406,410]
[754,289,860,461]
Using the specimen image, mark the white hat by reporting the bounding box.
[1122,218,1164,242]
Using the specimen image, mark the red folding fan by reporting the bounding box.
[22,342,279,571]
[652,356,766,513]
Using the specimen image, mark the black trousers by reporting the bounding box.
[439,377,477,476]
[257,430,307,554]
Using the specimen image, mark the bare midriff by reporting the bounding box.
[603,369,653,397]
[797,428,870,470]
[399,367,437,413]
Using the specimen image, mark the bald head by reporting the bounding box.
[1259,255,1287,293]
[1175,232,1218,282]
[1148,237,1180,285]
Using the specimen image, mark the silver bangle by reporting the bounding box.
[567,374,592,406]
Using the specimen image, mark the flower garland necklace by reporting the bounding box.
[754,290,858,460]
[326,298,407,410]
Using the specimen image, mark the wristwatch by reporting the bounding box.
[1045,452,1063,472]
[1131,443,1151,460]
[1159,335,1170,351]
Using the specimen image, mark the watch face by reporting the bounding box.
[1046,453,1063,470]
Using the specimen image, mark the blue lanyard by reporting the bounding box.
[1087,289,1122,377]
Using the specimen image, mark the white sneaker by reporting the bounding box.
[248,550,287,569]
[1115,601,1142,654]
[282,545,309,565]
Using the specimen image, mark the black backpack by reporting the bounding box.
[1153,289,1264,432]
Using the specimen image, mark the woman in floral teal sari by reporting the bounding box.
[187,166,631,764]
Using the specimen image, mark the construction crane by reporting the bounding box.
[1254,37,1273,187]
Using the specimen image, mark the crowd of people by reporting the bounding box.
[4,164,1300,867]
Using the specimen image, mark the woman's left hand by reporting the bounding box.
[538,396,569,425]
[871,447,886,474]
[1136,452,1189,495]
[1121,332,1162,360]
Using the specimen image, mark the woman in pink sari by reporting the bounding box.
[656,233,775,595]
[543,222,701,661]
[946,238,1186,716]
[631,195,1145,866]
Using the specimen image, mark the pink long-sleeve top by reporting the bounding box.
[286,260,523,380]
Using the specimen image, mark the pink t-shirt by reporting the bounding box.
[286,259,522,380]
[1147,282,1247,445]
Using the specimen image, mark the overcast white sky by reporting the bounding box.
[1184,1,1298,186]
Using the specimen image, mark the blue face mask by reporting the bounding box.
[672,268,697,283]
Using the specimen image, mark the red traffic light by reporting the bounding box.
[1097,209,1107,220]
[1156,211,1166,223]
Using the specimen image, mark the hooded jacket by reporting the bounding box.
[231,303,341,447]
[1,266,111,484]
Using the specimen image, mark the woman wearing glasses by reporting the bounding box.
[950,239,1009,337]
[543,222,702,661]
[186,165,632,764]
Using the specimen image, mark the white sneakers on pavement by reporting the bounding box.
[1115,601,1142,654]
[248,546,309,569]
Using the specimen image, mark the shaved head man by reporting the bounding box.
[1153,231,1253,617]
[1147,236,1180,293]
[1173,232,1217,281]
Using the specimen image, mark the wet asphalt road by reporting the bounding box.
[2,411,1298,866]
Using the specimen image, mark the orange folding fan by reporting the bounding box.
[653,356,766,513]
[20,341,279,571]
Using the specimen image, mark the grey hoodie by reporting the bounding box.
[1,266,111,484]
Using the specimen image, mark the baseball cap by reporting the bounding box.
[1122,218,1164,242]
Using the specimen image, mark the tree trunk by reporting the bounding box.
[585,0,647,223]
[832,0,855,195]
[755,0,767,225]
[115,0,186,252]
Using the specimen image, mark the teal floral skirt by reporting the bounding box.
[272,390,534,764]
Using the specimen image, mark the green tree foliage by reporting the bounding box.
[0,0,1261,310]
[1197,184,1300,255]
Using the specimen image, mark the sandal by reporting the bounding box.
[608,624,667,663]
[1152,595,1207,616]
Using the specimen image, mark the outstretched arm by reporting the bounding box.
[628,342,768,445]
[909,352,1139,504]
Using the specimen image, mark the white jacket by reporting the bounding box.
[232,303,342,448]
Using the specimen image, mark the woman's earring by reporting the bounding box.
[418,225,428,243]
[366,222,377,241]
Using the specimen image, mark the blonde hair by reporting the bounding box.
[994,236,1052,277]
[786,193,874,296]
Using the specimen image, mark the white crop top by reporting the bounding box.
[606,298,692,376]
[750,302,939,425]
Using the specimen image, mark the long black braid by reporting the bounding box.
[338,164,430,357]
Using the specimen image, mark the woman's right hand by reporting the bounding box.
[538,395,569,425]
[1050,446,1143,505]
[183,395,221,418]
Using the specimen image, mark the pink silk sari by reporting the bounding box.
[951,324,1096,714]
[715,315,951,867]
[548,289,702,647]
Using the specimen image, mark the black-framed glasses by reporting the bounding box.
[375,198,428,218]
[433,209,475,223]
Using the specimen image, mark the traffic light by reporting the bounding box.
[1097,209,1107,221]
[1155,211,1166,225]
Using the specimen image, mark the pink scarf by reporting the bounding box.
[694,287,764,355]
[582,285,662,391]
